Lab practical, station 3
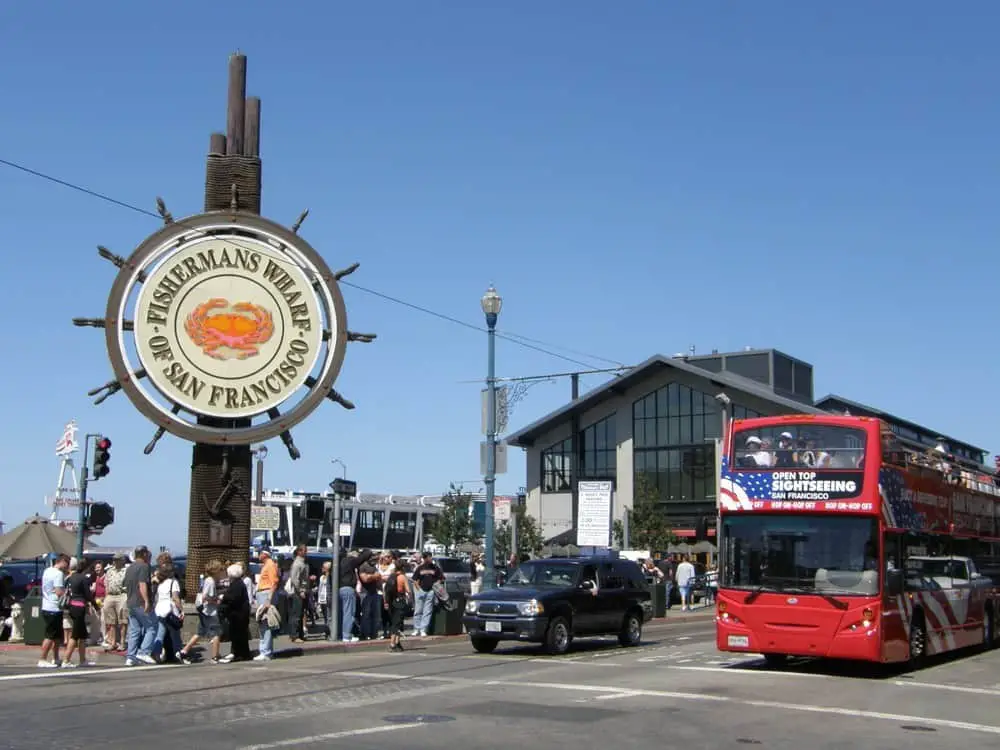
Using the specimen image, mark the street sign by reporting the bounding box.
[339,522,351,537]
[250,505,281,532]
[329,478,357,498]
[480,441,508,475]
[494,497,511,522]
[577,481,613,547]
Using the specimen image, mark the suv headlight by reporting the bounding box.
[517,599,544,617]
[465,600,479,614]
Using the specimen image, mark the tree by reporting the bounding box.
[629,474,678,554]
[495,510,545,563]
[612,519,625,548]
[426,484,475,554]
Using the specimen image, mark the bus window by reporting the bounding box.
[733,424,867,470]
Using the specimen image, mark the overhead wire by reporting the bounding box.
[0,156,630,372]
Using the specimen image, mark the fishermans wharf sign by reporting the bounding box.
[135,234,323,419]
[99,212,352,446]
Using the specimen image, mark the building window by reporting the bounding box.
[632,383,723,504]
[633,382,723,450]
[635,444,715,503]
[580,415,616,481]
[732,404,762,421]
[541,437,573,493]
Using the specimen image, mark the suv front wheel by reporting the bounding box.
[545,616,572,655]
[618,611,643,647]
[471,637,498,654]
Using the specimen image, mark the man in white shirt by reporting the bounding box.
[39,554,70,668]
[675,555,697,611]
[744,436,772,468]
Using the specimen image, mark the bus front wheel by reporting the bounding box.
[763,654,787,668]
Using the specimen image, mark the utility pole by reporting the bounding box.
[481,285,502,590]
[75,435,92,560]
[329,493,342,642]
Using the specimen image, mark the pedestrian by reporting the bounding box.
[124,545,157,666]
[61,558,96,667]
[356,550,382,640]
[469,554,483,595]
[151,558,188,664]
[254,551,280,661]
[384,558,411,653]
[410,552,443,638]
[337,548,360,643]
[317,561,331,635]
[102,553,128,651]
[179,560,223,664]
[376,553,396,638]
[37,554,70,668]
[286,545,310,643]
[676,555,696,611]
[220,563,252,662]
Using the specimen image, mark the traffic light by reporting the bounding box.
[86,502,115,530]
[92,437,112,479]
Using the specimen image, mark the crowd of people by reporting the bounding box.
[33,543,458,667]
[36,547,257,668]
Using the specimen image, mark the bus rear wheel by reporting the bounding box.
[908,616,927,668]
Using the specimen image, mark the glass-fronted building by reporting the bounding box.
[504,348,989,546]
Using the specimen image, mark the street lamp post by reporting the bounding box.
[331,458,347,479]
[252,445,268,505]
[481,284,502,590]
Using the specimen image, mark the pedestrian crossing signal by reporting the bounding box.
[86,502,115,530]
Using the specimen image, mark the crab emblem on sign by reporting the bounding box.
[185,299,275,360]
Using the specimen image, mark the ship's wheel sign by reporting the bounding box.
[77,208,375,452]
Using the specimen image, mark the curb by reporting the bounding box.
[0,611,714,654]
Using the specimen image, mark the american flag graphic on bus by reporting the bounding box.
[879,466,923,530]
[719,456,771,510]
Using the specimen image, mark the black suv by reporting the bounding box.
[463,555,653,655]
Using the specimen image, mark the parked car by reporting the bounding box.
[0,563,42,601]
[435,557,472,594]
[463,555,652,655]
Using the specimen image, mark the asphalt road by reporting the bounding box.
[4,617,1000,750]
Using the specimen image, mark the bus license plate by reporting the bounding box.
[485,621,502,633]
[728,635,750,648]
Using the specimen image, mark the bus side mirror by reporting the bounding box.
[886,569,903,596]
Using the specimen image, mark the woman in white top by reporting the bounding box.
[151,560,187,664]
[317,561,331,634]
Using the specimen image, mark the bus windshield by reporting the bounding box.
[720,514,879,596]
[732,423,867,470]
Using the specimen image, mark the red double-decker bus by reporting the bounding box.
[715,414,1000,667]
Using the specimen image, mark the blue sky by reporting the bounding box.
[1,2,998,550]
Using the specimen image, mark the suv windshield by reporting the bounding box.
[733,424,867,470]
[721,514,879,596]
[506,561,580,587]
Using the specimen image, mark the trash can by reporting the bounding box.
[21,588,46,646]
[650,582,667,618]
[430,593,466,636]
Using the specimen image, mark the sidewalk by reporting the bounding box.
[0,605,714,667]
